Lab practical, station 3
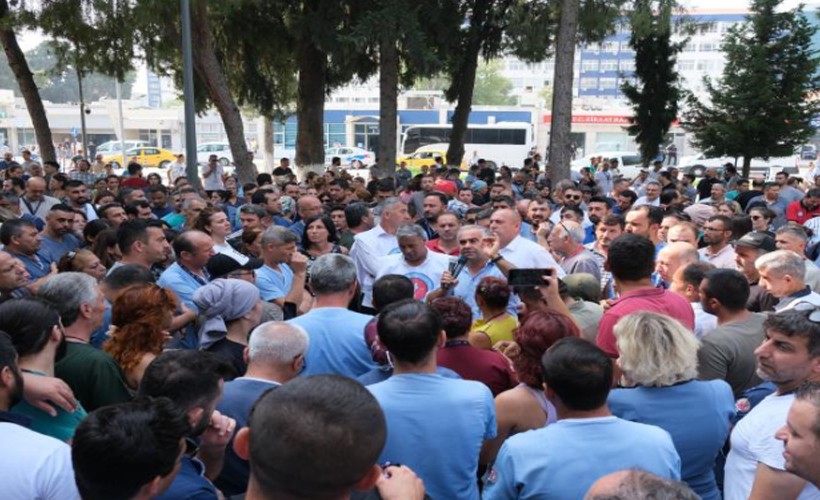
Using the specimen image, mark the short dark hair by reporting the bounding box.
[372,274,414,311]
[588,196,612,208]
[0,331,15,375]
[256,173,273,185]
[127,162,142,176]
[247,376,385,498]
[430,297,473,339]
[702,268,749,311]
[98,202,124,219]
[377,299,442,364]
[707,214,732,231]
[102,264,156,291]
[72,397,191,500]
[329,178,350,190]
[124,200,152,217]
[659,189,679,205]
[764,308,820,357]
[117,219,151,255]
[0,218,36,245]
[492,195,516,208]
[681,261,716,288]
[541,336,612,411]
[344,202,370,228]
[598,213,625,229]
[425,191,448,207]
[148,185,168,196]
[0,298,60,357]
[607,234,655,281]
[138,350,235,412]
[172,230,199,257]
[560,205,584,219]
[619,189,638,203]
[65,179,86,189]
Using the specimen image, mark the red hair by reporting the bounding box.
[104,284,178,373]
[514,309,581,388]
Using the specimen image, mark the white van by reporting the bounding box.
[96,140,152,155]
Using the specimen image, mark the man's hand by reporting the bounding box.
[440,270,458,290]
[482,234,501,258]
[289,252,308,274]
[22,373,76,417]
[376,465,425,500]
[536,268,562,305]
[199,410,237,450]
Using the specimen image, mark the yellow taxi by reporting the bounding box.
[397,145,467,174]
[102,146,178,169]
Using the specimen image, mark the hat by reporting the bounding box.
[734,232,776,252]
[193,278,262,349]
[206,253,263,279]
[683,203,716,226]
[471,180,488,192]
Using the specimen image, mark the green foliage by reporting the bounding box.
[473,60,516,105]
[622,0,685,165]
[683,0,820,175]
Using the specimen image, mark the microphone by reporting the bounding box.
[449,255,468,281]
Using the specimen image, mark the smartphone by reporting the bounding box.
[508,268,553,287]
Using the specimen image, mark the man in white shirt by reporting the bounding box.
[201,154,225,193]
[377,224,451,301]
[699,215,737,269]
[634,180,662,206]
[757,250,820,312]
[670,261,717,339]
[724,308,820,500]
[350,197,410,309]
[776,382,820,491]
[0,331,79,499]
[489,208,564,276]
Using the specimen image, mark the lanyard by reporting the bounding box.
[22,197,43,216]
[179,264,209,286]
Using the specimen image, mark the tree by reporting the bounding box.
[621,0,685,166]
[473,60,516,105]
[0,0,56,162]
[683,0,820,177]
[547,0,626,184]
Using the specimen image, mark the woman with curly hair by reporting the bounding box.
[480,309,580,466]
[469,276,518,349]
[104,284,178,390]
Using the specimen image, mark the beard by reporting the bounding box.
[189,410,212,437]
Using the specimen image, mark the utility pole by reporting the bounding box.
[76,58,88,161]
[180,0,199,189]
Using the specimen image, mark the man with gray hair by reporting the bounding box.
[376,223,451,301]
[756,249,820,311]
[288,253,377,378]
[350,197,410,310]
[585,469,698,500]
[38,272,131,411]
[215,321,309,496]
[775,223,820,291]
[256,225,307,317]
[634,180,662,207]
[548,220,601,281]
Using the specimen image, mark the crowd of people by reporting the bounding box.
[1,149,820,499]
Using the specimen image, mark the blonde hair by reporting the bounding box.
[614,312,700,387]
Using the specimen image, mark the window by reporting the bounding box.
[602,41,619,53]
[582,60,599,71]
[682,42,696,52]
[600,59,619,72]
[619,60,635,72]
[586,43,600,53]
[619,41,633,52]
[507,59,525,71]
[699,22,718,34]
[678,59,695,71]
[699,42,717,52]
[599,78,617,89]
[580,77,598,89]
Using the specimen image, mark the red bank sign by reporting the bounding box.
[542,114,631,125]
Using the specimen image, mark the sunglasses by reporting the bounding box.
[792,301,820,322]
[750,215,764,221]
[565,195,581,201]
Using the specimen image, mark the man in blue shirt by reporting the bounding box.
[38,204,81,265]
[215,321,308,496]
[368,300,496,500]
[483,337,681,499]
[138,350,237,500]
[158,230,214,311]
[0,218,51,282]
[288,254,376,378]
[256,226,307,315]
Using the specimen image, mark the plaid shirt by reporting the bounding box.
[586,243,615,300]
[70,170,97,186]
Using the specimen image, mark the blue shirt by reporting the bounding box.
[357,365,462,385]
[368,373,496,500]
[155,456,218,500]
[255,263,293,302]
[7,251,49,281]
[450,261,519,319]
[483,416,681,499]
[287,308,377,378]
[157,262,209,311]
[608,380,734,500]
[38,233,80,265]
[12,397,88,443]
[215,377,279,496]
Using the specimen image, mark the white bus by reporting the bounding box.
[399,122,534,169]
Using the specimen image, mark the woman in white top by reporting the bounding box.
[193,206,249,265]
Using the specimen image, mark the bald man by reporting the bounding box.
[488,208,564,275]
[655,242,700,286]
[288,195,324,242]
[585,470,698,500]
[667,222,699,247]
[19,176,59,221]
[670,261,718,339]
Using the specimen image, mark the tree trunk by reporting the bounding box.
[446,1,489,168]
[378,33,399,177]
[742,155,752,179]
[189,0,256,184]
[263,116,274,173]
[548,0,580,185]
[295,42,326,177]
[0,0,57,163]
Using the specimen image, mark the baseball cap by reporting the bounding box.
[734,232,776,252]
[206,254,264,279]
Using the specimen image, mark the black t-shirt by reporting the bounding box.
[272,167,294,177]
[697,177,721,201]
[206,338,247,376]
[737,189,763,210]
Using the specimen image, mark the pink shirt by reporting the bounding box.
[597,287,695,358]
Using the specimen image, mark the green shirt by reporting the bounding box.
[55,342,131,411]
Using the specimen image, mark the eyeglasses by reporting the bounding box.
[792,301,820,322]
[565,195,581,201]
[750,215,764,221]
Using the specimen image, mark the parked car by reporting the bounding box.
[325,146,375,167]
[678,154,798,178]
[196,142,234,167]
[103,147,178,169]
[397,144,468,173]
[96,140,152,155]
[571,151,644,179]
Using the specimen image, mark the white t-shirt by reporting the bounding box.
[169,162,187,183]
[350,225,400,307]
[499,236,566,277]
[0,422,80,499]
[200,163,225,191]
[377,251,452,301]
[724,393,820,500]
[213,242,249,265]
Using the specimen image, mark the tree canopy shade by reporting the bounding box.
[682,0,820,177]
[622,0,685,167]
